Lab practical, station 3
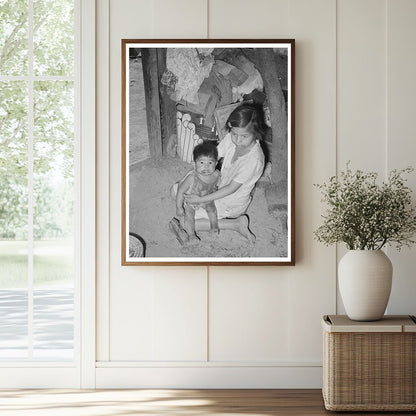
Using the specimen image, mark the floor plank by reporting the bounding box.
[0,389,413,415]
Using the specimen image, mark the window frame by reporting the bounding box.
[0,0,96,388]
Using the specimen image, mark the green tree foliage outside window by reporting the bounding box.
[0,0,74,241]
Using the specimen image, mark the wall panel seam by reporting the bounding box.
[385,0,389,175]
[207,0,210,39]
[206,266,210,362]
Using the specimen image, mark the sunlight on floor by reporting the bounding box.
[0,389,271,416]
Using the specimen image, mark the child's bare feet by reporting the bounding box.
[204,228,220,241]
[169,217,189,245]
[187,234,201,244]
[236,215,256,244]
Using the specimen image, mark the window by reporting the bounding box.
[0,0,78,362]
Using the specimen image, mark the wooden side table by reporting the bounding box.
[322,315,416,411]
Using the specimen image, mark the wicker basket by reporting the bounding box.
[322,315,416,411]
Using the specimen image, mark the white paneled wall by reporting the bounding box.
[110,267,207,361]
[386,0,416,314]
[337,0,387,171]
[209,268,290,362]
[96,0,416,388]
[210,0,290,38]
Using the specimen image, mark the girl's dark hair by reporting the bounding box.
[225,104,265,140]
[193,141,218,162]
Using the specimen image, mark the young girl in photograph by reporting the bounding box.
[170,104,265,244]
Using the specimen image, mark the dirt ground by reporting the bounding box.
[128,58,288,259]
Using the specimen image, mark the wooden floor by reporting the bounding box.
[0,389,413,415]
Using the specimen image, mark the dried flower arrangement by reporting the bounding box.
[314,164,416,250]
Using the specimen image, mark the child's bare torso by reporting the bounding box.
[184,170,220,209]
[179,170,220,240]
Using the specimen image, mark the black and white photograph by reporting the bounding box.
[122,40,295,265]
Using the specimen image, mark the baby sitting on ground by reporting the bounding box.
[170,142,220,244]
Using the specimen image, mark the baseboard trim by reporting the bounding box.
[96,360,321,368]
[96,365,323,388]
[0,367,80,388]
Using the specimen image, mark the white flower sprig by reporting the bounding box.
[314,164,416,250]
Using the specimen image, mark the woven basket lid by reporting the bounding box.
[322,315,416,333]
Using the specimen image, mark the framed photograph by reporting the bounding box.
[122,39,295,265]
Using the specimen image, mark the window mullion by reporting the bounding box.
[27,0,34,360]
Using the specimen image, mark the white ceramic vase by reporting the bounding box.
[338,250,393,321]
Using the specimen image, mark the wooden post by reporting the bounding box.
[248,48,287,187]
[245,48,288,229]
[156,49,177,155]
[141,48,163,158]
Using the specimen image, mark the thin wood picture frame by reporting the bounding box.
[122,39,295,265]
